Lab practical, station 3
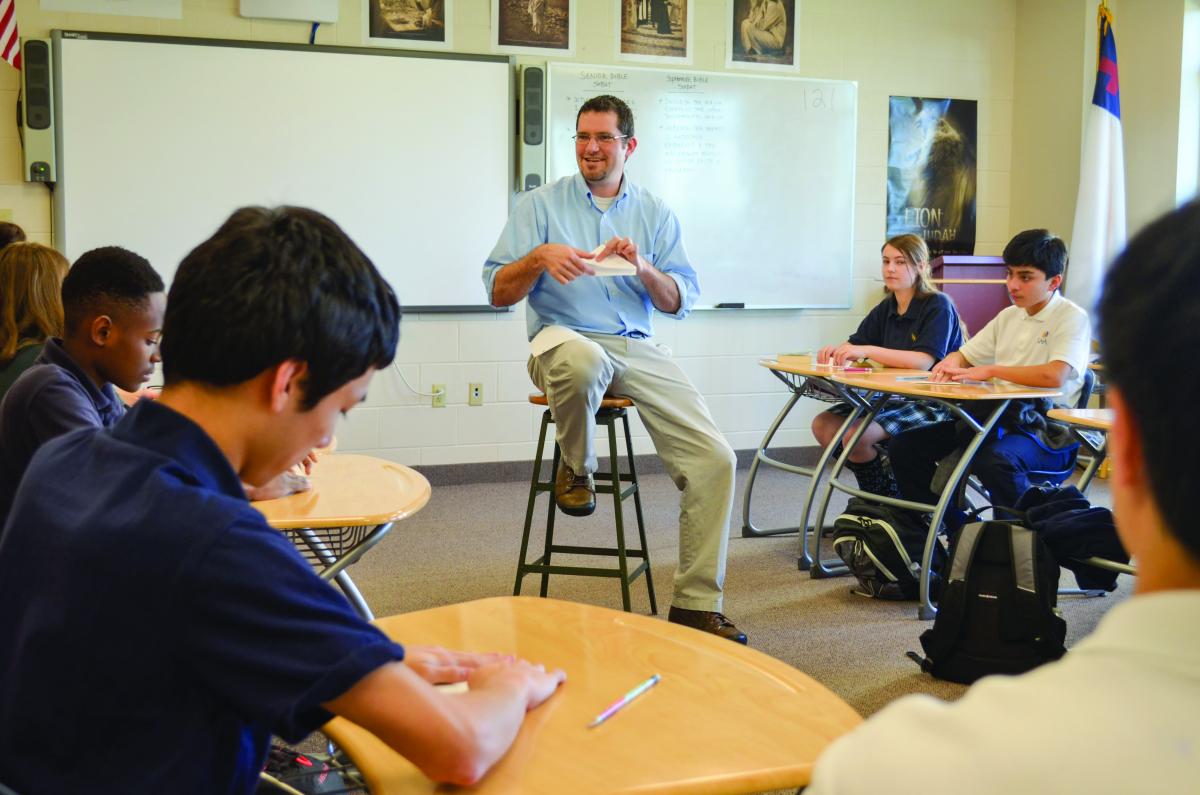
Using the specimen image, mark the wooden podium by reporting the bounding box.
[930,255,1008,335]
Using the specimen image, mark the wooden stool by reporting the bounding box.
[514,393,656,614]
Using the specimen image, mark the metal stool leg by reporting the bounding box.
[541,443,560,598]
[515,410,551,596]
[605,414,632,612]
[623,411,656,614]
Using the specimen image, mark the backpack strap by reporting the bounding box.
[1002,526,1053,644]
[1010,525,1037,593]
[920,522,988,665]
[949,521,987,583]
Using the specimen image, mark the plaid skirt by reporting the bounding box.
[825,398,952,437]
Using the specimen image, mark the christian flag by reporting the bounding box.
[0,0,19,70]
[1068,3,1124,319]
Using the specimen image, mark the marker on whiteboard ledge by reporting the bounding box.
[715,302,745,309]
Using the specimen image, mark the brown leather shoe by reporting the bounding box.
[667,606,748,644]
[554,462,595,517]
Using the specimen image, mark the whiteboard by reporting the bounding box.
[52,31,511,311]
[548,63,856,309]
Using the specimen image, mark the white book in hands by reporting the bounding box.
[583,245,637,277]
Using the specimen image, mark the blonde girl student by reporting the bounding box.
[0,243,70,401]
[811,234,964,496]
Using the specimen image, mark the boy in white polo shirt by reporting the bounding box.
[887,229,1091,518]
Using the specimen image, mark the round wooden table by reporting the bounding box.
[323,596,863,794]
[253,453,431,618]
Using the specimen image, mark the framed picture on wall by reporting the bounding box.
[492,0,576,57]
[616,0,693,64]
[364,0,453,51]
[726,0,799,71]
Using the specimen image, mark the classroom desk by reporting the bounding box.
[322,596,862,795]
[1047,408,1112,494]
[744,357,927,574]
[811,371,1061,619]
[253,453,431,620]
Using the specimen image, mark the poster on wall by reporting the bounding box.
[887,96,978,256]
[364,0,453,50]
[493,0,575,56]
[616,0,693,64]
[726,0,798,71]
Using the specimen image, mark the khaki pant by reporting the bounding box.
[528,333,736,611]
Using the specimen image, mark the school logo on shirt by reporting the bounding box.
[911,332,917,343]
[1036,331,1050,345]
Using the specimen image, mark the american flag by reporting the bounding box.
[0,0,19,70]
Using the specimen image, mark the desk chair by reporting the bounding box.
[1020,367,1098,489]
[514,394,656,614]
[964,367,1098,515]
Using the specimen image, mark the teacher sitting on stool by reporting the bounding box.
[483,94,744,644]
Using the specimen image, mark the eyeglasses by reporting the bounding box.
[573,133,628,146]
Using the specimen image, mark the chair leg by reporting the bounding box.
[541,442,560,598]
[608,415,632,612]
[516,411,551,596]
[624,412,656,614]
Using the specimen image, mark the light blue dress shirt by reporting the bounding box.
[483,173,700,340]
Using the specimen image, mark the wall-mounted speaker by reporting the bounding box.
[517,64,546,193]
[18,38,56,183]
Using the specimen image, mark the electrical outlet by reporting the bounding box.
[431,384,446,408]
[468,382,483,406]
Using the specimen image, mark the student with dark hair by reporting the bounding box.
[0,245,165,523]
[806,200,1200,795]
[0,242,70,400]
[0,221,26,248]
[811,234,964,496]
[887,229,1091,517]
[0,206,565,795]
[484,94,745,643]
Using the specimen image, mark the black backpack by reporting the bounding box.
[910,520,1066,684]
[831,499,942,600]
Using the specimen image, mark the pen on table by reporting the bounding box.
[587,673,661,728]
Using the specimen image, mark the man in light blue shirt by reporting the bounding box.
[483,95,744,644]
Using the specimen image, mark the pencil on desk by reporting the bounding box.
[588,674,661,728]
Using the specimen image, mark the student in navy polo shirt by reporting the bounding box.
[0,246,165,525]
[811,234,964,496]
[0,206,566,795]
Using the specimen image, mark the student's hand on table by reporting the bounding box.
[243,471,311,501]
[929,358,960,382]
[950,366,993,382]
[469,658,567,711]
[404,645,511,685]
[830,343,870,366]
[816,345,839,364]
[933,365,992,383]
[537,243,595,284]
[299,449,319,475]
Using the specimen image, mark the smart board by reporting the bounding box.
[52,31,511,311]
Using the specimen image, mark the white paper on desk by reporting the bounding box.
[531,325,587,357]
[581,245,637,277]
